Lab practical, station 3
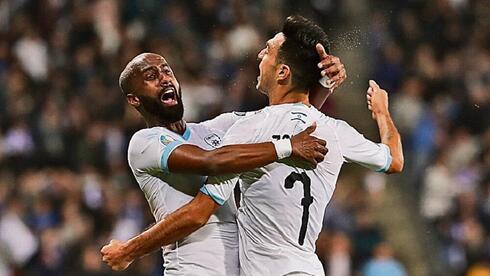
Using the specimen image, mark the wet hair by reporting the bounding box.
[278,15,330,90]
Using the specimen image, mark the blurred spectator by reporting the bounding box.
[362,242,407,276]
[327,232,351,276]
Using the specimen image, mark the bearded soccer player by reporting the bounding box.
[100,26,347,275]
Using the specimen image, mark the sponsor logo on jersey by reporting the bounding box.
[160,135,176,146]
[204,133,221,148]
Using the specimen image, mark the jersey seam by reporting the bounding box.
[324,119,344,162]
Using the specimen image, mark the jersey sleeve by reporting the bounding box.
[200,175,239,205]
[334,120,392,173]
[199,111,251,133]
[128,128,187,174]
[200,116,258,204]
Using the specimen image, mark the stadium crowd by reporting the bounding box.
[0,0,487,275]
[370,1,489,275]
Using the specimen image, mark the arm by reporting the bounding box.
[310,44,347,109]
[367,80,404,173]
[101,191,219,271]
[167,123,327,175]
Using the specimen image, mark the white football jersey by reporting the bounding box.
[127,111,250,276]
[201,103,392,276]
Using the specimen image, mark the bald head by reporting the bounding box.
[118,52,184,124]
[119,53,166,95]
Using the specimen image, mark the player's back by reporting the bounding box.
[235,104,344,276]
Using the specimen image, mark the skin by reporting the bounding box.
[101,42,350,269]
[366,80,404,173]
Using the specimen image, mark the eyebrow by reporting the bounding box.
[141,63,169,73]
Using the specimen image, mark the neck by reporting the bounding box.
[145,117,186,135]
[268,86,310,106]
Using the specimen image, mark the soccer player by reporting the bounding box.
[100,38,346,274]
[101,15,402,276]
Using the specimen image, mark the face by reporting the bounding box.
[127,53,184,123]
[256,32,286,94]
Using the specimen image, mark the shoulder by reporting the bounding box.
[128,127,180,154]
[199,111,255,129]
[228,109,267,128]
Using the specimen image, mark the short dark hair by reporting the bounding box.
[278,15,330,90]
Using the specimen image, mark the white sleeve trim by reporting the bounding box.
[375,143,392,173]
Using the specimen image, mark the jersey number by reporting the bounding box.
[284,172,313,246]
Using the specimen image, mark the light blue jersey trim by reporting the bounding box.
[376,145,393,173]
[182,127,191,140]
[160,141,184,171]
[200,185,226,205]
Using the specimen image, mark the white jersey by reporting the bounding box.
[127,111,250,276]
[202,103,392,276]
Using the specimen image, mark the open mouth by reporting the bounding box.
[160,86,178,106]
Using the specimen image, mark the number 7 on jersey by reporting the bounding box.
[284,172,314,246]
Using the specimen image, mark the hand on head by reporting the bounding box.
[316,43,347,91]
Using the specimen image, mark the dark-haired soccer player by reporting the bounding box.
[100,18,347,275]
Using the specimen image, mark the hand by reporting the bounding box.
[366,80,389,120]
[316,43,347,92]
[101,239,134,271]
[290,123,328,167]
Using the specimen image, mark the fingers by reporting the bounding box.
[318,57,340,73]
[305,122,317,134]
[316,138,326,147]
[316,43,328,59]
[318,57,335,70]
[324,64,343,76]
[369,79,379,89]
[367,87,374,95]
[314,152,325,163]
[318,145,328,155]
[329,67,346,83]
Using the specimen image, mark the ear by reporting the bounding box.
[127,94,140,107]
[277,64,291,82]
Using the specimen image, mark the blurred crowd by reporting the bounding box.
[370,0,489,275]
[0,0,487,275]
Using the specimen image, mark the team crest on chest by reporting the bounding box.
[160,135,176,146]
[204,134,221,148]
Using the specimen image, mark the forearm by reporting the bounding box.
[168,143,277,175]
[309,84,332,109]
[375,112,404,173]
[123,193,216,260]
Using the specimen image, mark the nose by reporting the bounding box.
[257,49,266,60]
[158,72,172,87]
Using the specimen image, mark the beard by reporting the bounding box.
[138,87,184,124]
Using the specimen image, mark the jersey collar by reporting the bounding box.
[182,127,191,141]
